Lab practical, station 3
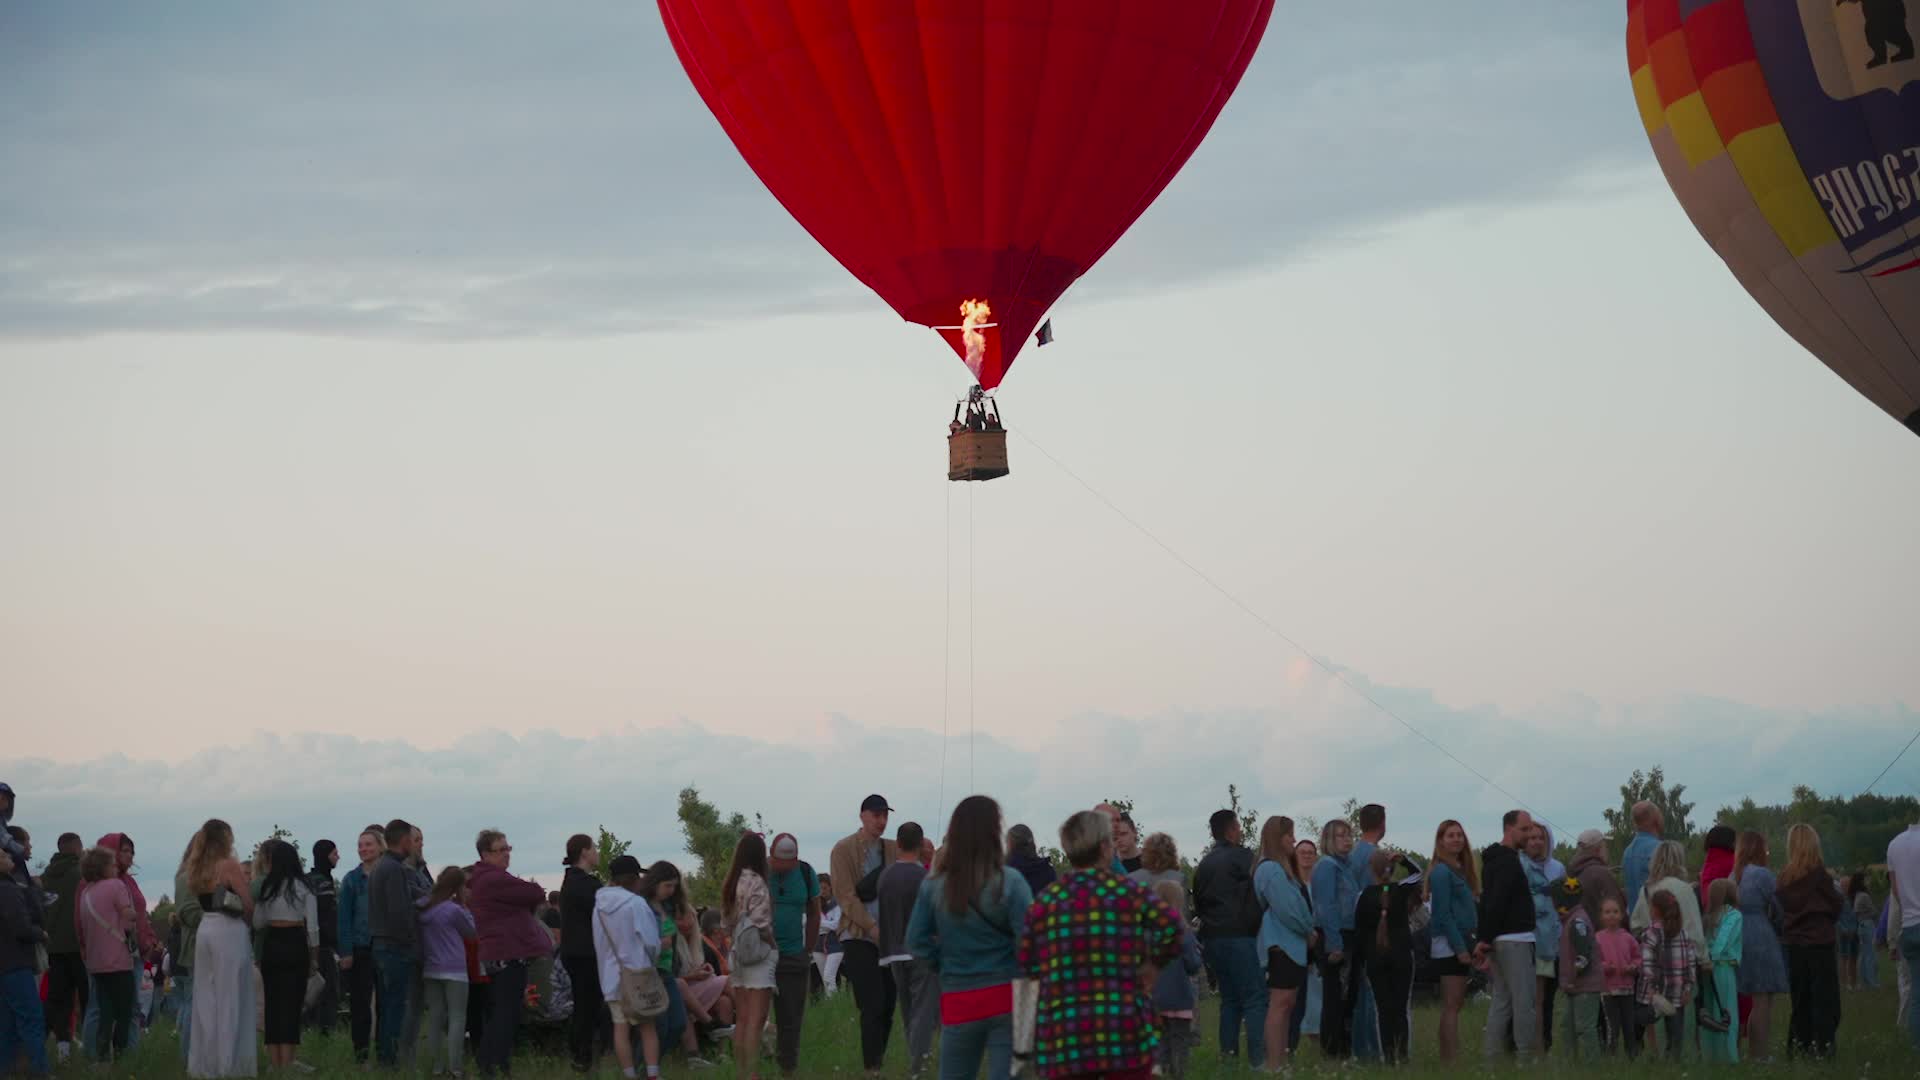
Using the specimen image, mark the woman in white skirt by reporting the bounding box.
[184,819,257,1078]
[724,834,777,1080]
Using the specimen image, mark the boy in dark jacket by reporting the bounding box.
[39,833,85,1061]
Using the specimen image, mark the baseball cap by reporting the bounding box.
[1576,828,1605,848]
[861,794,893,814]
[608,855,643,879]
[770,832,800,872]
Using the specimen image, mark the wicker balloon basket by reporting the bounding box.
[948,429,1009,482]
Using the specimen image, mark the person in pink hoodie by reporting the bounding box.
[96,833,157,960]
[75,847,138,1062]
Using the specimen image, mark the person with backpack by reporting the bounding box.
[1350,849,1418,1064]
[830,795,899,1073]
[1551,876,1602,1062]
[905,796,1033,1080]
[1252,816,1313,1071]
[724,835,777,1080]
[1193,808,1265,1066]
[874,824,934,1078]
[765,833,821,1076]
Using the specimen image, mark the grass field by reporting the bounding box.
[103,981,1914,1077]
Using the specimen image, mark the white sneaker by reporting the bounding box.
[685,1056,716,1069]
[709,1025,736,1039]
[56,1043,71,1064]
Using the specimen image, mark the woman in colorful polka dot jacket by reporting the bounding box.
[1019,810,1182,1080]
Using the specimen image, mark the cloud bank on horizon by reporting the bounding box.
[11,661,1916,898]
[0,1,1631,339]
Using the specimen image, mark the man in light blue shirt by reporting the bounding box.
[1621,802,1663,919]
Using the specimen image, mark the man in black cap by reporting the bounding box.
[831,795,900,1074]
[304,839,342,1035]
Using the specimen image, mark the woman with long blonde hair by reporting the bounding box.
[184,819,257,1077]
[1774,824,1841,1058]
[1424,820,1477,1063]
[1253,816,1312,1072]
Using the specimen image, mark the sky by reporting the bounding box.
[3,1,1918,894]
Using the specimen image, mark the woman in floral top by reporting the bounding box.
[1019,810,1180,1080]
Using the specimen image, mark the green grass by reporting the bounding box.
[105,982,1914,1077]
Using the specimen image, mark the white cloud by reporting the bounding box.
[10,672,1914,898]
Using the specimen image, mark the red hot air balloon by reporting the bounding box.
[657,0,1276,394]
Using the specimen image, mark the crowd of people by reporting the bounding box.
[2,779,1920,1079]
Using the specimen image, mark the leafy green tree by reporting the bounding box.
[593,825,631,884]
[1602,767,1695,848]
[678,786,756,908]
[1716,786,1920,870]
[250,824,299,868]
[150,895,174,946]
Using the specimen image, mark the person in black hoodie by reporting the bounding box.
[1350,849,1419,1064]
[0,846,51,1075]
[1474,809,1539,1060]
[304,839,342,1035]
[40,833,86,1062]
[1193,809,1267,1067]
[558,833,608,1073]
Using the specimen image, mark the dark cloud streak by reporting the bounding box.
[1,2,1639,340]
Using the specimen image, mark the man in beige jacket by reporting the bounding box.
[830,794,899,1073]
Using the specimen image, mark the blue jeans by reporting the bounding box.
[372,944,415,1066]
[1202,936,1267,1067]
[172,975,193,1063]
[0,967,50,1075]
[1351,976,1381,1060]
[1901,924,1920,1049]
[939,1012,1011,1080]
[654,971,686,1053]
[79,976,142,1059]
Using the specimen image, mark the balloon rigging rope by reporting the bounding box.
[1861,724,1920,797]
[1006,424,1562,835]
[939,482,951,834]
[968,482,977,796]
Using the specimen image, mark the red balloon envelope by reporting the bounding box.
[658,0,1276,389]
